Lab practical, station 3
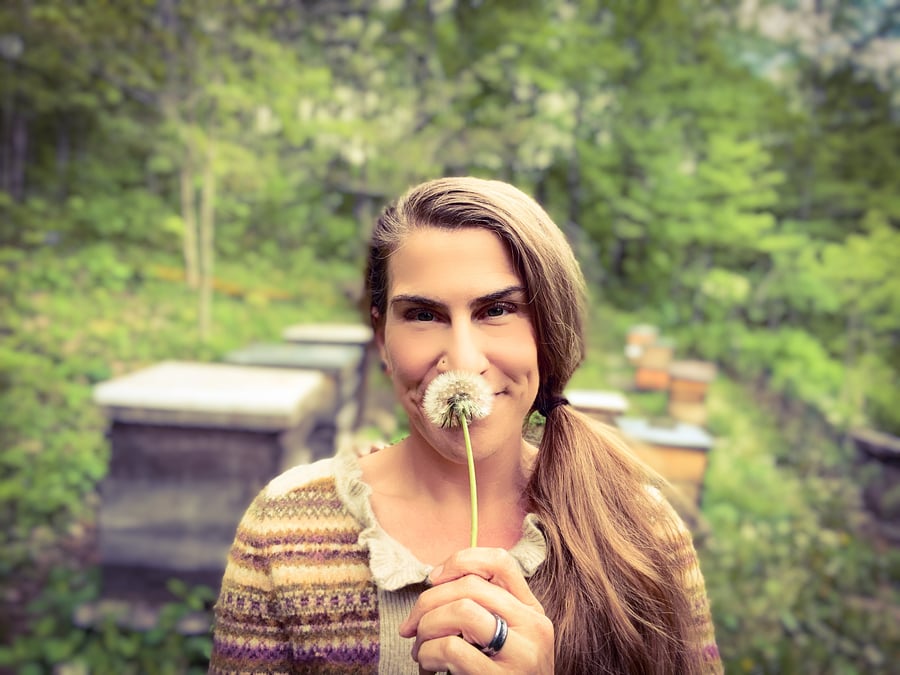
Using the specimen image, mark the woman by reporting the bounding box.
[210,177,722,674]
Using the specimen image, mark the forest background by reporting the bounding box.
[1,0,898,673]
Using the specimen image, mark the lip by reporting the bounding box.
[415,392,502,421]
[416,384,503,398]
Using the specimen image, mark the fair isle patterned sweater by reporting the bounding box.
[209,448,723,674]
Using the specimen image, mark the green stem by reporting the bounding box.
[460,414,478,547]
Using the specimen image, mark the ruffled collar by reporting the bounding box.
[332,446,548,592]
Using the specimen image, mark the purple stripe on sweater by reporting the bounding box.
[233,530,365,549]
[291,640,379,665]
[266,530,361,546]
[255,493,345,516]
[212,635,292,661]
[281,611,378,631]
[229,546,370,571]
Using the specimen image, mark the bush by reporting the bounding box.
[0,569,214,675]
[700,379,900,674]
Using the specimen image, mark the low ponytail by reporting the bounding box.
[525,405,704,675]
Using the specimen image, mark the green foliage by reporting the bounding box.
[1,0,898,671]
[699,380,900,674]
[0,568,214,674]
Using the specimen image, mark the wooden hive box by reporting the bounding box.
[625,324,659,365]
[667,360,718,426]
[226,341,365,437]
[566,389,629,425]
[614,416,714,506]
[93,361,334,599]
[850,428,900,542]
[634,338,675,391]
[281,323,374,428]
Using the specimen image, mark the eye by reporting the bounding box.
[409,309,435,322]
[482,302,517,319]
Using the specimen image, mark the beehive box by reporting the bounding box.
[566,389,629,425]
[625,324,659,365]
[615,416,714,506]
[281,323,374,428]
[225,341,365,437]
[93,361,334,597]
[634,338,675,391]
[667,360,717,426]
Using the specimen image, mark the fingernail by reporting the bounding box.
[427,564,443,585]
[398,618,412,637]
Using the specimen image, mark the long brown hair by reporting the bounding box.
[366,177,706,674]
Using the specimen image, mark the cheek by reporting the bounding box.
[499,323,539,371]
[384,328,435,383]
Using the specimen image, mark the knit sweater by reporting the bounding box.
[209,447,722,674]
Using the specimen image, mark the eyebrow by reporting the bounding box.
[389,285,528,310]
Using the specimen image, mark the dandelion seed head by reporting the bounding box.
[423,370,494,428]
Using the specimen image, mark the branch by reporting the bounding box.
[849,2,900,53]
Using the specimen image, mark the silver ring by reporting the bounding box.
[478,614,508,658]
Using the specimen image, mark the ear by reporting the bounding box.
[371,308,391,375]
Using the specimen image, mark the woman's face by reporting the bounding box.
[377,226,540,463]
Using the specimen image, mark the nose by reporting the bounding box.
[438,323,489,374]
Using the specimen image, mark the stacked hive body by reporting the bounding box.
[667,360,718,427]
[91,324,374,603]
[225,339,368,459]
[635,337,675,391]
[281,322,373,431]
[94,361,335,598]
[615,416,714,507]
[567,389,629,426]
[603,327,723,510]
[851,428,900,542]
[625,324,659,365]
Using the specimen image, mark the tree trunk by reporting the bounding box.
[198,140,216,341]
[56,115,70,200]
[1,65,11,198]
[841,307,865,428]
[180,157,200,289]
[4,110,27,202]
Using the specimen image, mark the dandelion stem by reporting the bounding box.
[460,413,478,548]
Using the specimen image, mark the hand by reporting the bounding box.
[399,547,554,674]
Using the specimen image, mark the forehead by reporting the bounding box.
[388,227,523,299]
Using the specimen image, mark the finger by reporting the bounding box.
[410,598,498,661]
[415,634,491,675]
[401,572,542,643]
[428,547,544,612]
[403,577,555,673]
[400,574,517,638]
[416,630,540,675]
